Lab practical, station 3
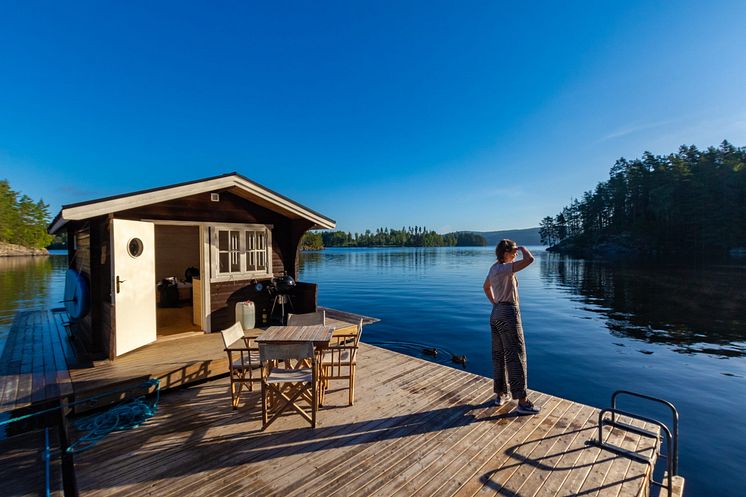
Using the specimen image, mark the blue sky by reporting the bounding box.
[1,1,745,233]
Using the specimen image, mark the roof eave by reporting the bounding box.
[49,173,336,231]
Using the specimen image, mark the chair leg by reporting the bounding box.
[230,378,239,410]
[349,365,356,406]
[264,383,313,429]
[319,366,326,406]
[261,381,268,428]
[312,376,317,428]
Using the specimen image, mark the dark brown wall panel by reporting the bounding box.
[76,190,321,338]
[71,228,93,351]
[210,279,274,331]
[154,225,200,281]
[209,280,317,331]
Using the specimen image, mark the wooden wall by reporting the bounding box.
[209,280,318,331]
[67,217,113,359]
[90,217,112,358]
[70,227,93,352]
[66,190,319,351]
[117,191,316,332]
[116,191,315,280]
[154,225,200,282]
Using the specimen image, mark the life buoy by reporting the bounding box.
[64,268,91,321]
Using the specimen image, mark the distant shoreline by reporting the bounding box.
[0,241,49,257]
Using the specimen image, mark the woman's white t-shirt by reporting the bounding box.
[486,262,519,305]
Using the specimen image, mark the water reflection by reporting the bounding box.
[0,255,67,332]
[300,247,487,274]
[540,252,746,357]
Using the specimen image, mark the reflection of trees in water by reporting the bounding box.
[301,247,457,273]
[0,256,60,326]
[540,252,746,357]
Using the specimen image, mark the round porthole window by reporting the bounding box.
[127,238,144,258]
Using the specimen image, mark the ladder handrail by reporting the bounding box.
[611,389,680,474]
[597,407,674,495]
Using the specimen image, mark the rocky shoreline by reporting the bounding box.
[547,234,746,260]
[0,241,49,257]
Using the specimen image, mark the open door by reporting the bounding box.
[111,219,156,356]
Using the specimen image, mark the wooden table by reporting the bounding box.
[255,325,334,419]
[255,325,335,346]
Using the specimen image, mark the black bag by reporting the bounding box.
[158,278,179,307]
[184,266,199,283]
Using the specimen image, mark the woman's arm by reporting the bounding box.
[512,246,535,272]
[483,276,496,304]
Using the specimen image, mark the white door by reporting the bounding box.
[111,219,156,356]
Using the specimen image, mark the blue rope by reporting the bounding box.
[44,428,51,497]
[0,378,161,454]
[66,379,160,454]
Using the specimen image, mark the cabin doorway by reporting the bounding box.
[154,224,203,337]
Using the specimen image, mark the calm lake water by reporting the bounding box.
[1,248,745,495]
[299,246,746,497]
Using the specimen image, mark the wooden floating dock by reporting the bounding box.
[1,310,667,496]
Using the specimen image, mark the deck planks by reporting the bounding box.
[0,310,74,414]
[0,310,663,497]
[70,345,659,497]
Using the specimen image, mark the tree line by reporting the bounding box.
[539,141,746,256]
[0,179,54,249]
[302,226,487,249]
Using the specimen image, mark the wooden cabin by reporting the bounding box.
[49,172,335,360]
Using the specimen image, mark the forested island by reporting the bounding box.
[539,141,746,258]
[302,227,487,249]
[0,179,54,256]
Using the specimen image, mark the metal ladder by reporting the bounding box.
[591,390,681,496]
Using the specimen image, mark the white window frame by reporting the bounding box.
[209,223,273,282]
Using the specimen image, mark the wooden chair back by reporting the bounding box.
[220,321,260,409]
[287,310,326,326]
[259,341,318,429]
[320,318,363,406]
[221,321,245,348]
[259,342,315,365]
[325,318,363,367]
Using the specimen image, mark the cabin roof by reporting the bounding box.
[49,172,336,233]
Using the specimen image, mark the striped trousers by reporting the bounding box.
[490,302,528,399]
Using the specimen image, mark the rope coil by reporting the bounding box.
[67,379,160,453]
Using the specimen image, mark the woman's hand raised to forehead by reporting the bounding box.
[511,245,535,272]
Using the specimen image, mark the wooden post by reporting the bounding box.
[57,398,79,497]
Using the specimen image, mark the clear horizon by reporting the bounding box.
[1,1,745,233]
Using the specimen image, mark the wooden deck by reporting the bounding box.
[0,310,665,497]
[0,309,75,413]
[0,309,229,417]
[1,310,363,416]
[71,345,660,497]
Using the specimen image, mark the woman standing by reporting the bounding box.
[482,239,539,414]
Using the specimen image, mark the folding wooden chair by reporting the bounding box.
[286,309,326,326]
[220,322,260,409]
[320,318,363,406]
[259,342,318,429]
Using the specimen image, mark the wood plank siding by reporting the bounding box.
[115,190,314,278]
[66,216,112,358]
[154,225,200,282]
[209,281,317,332]
[63,189,317,357]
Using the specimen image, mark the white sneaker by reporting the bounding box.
[516,400,541,415]
[493,394,511,406]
